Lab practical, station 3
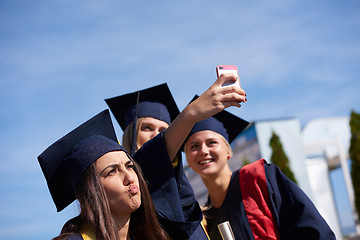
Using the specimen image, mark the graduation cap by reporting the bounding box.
[105,83,180,154]
[38,110,126,212]
[105,83,180,131]
[186,95,249,144]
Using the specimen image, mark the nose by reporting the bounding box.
[199,143,209,156]
[123,170,135,186]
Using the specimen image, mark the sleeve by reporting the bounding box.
[132,132,175,193]
[264,163,336,240]
[132,131,207,239]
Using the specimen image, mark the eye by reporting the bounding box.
[190,144,199,150]
[106,168,117,177]
[208,140,218,146]
[141,124,152,131]
[126,164,135,170]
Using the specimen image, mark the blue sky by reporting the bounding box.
[0,1,359,239]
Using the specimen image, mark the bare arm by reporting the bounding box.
[164,73,246,160]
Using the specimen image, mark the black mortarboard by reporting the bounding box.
[38,110,126,212]
[105,83,180,131]
[186,95,249,144]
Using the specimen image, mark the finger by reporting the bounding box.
[222,100,241,109]
[238,88,246,96]
[221,92,246,103]
[221,84,244,96]
[220,85,246,98]
[215,73,238,86]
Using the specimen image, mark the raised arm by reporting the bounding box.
[164,73,246,160]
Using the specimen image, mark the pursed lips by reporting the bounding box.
[129,185,139,195]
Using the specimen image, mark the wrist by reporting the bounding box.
[180,104,200,125]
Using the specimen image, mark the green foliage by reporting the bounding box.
[349,110,360,219]
[242,157,251,167]
[269,131,298,184]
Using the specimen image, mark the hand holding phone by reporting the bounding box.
[216,65,240,88]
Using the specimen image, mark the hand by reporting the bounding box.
[186,73,246,123]
[164,73,246,160]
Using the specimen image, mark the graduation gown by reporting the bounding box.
[204,159,336,240]
[132,131,208,240]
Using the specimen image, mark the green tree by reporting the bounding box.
[269,131,297,184]
[349,110,360,219]
[242,157,251,167]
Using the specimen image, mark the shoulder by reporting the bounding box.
[239,159,267,178]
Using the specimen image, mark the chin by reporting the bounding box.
[200,167,219,176]
[131,197,142,210]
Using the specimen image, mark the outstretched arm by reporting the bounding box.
[164,73,246,160]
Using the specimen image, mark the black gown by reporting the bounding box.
[132,131,208,240]
[204,159,336,240]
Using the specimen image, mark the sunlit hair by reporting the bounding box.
[53,153,170,240]
[184,130,233,157]
[122,118,144,153]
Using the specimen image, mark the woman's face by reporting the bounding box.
[95,151,141,219]
[185,130,232,177]
[137,117,169,147]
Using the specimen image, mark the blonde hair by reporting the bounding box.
[184,131,233,156]
[122,118,144,153]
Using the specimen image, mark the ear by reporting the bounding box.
[227,151,232,160]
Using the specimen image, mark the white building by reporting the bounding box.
[302,117,357,237]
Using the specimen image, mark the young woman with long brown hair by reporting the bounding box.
[38,110,170,240]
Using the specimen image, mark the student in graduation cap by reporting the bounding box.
[38,110,170,240]
[105,83,178,156]
[106,76,245,239]
[182,97,336,240]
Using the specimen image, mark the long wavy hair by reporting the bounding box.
[53,154,170,240]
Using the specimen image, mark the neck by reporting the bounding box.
[201,165,232,208]
[114,215,131,240]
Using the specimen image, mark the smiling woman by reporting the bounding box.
[37,110,169,240]
[183,104,336,240]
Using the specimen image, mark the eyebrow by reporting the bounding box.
[187,140,199,146]
[100,160,133,175]
[207,138,218,141]
[188,137,218,144]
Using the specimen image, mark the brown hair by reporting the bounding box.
[53,154,170,240]
[122,118,144,153]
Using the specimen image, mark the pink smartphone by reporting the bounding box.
[216,65,240,88]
